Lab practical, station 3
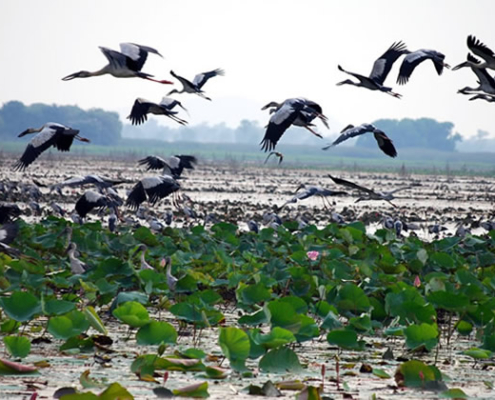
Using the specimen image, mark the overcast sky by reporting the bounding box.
[1,0,494,139]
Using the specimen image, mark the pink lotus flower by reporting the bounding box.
[414,275,421,288]
[307,251,320,261]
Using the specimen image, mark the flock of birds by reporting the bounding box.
[2,35,495,256]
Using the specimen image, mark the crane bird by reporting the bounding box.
[455,54,495,95]
[260,98,328,152]
[282,184,347,209]
[75,190,120,219]
[453,35,495,72]
[322,124,397,158]
[397,49,450,85]
[127,97,188,126]
[62,43,173,84]
[162,257,178,291]
[138,155,197,179]
[328,175,412,207]
[337,41,408,98]
[14,123,90,171]
[126,175,180,210]
[65,243,88,275]
[167,69,224,100]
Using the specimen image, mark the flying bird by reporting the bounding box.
[453,35,495,72]
[0,203,21,224]
[62,43,173,84]
[337,41,408,98]
[328,175,412,207]
[14,123,90,171]
[282,184,347,209]
[264,151,284,165]
[322,124,397,158]
[127,97,188,126]
[138,155,197,179]
[397,49,450,85]
[53,175,127,190]
[167,69,224,100]
[75,190,119,219]
[260,98,328,152]
[126,175,181,210]
[455,53,495,95]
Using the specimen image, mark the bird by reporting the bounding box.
[453,35,495,72]
[282,184,347,209]
[138,155,197,179]
[127,97,188,126]
[322,124,397,158]
[0,223,19,255]
[62,43,173,84]
[0,203,21,224]
[337,41,408,98]
[247,220,259,233]
[65,243,88,275]
[264,151,284,165]
[14,123,90,171]
[397,49,450,85]
[75,190,118,219]
[469,93,495,103]
[126,176,180,210]
[260,98,328,152]
[167,69,224,100]
[162,257,178,291]
[53,175,127,191]
[455,54,495,95]
[328,175,411,207]
[133,244,153,270]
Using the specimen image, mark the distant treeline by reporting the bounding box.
[0,101,122,145]
[0,101,463,151]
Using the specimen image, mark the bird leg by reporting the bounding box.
[144,77,174,85]
[264,151,284,164]
[304,126,323,138]
[387,91,402,99]
[75,135,91,143]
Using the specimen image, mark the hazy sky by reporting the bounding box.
[1,0,494,139]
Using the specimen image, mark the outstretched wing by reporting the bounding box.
[467,35,495,63]
[128,98,154,125]
[193,68,225,89]
[370,41,408,85]
[120,43,162,72]
[326,124,374,149]
[373,130,397,158]
[138,155,170,171]
[328,174,376,195]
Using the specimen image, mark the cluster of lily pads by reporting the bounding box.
[1,216,495,398]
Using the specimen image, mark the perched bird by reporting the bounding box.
[126,176,180,210]
[62,43,173,84]
[108,209,117,233]
[397,49,450,85]
[282,184,346,209]
[75,190,117,219]
[322,123,397,158]
[167,69,224,100]
[453,35,495,72]
[133,244,153,270]
[14,123,90,171]
[260,98,328,152]
[337,41,408,98]
[455,53,495,95]
[163,210,174,226]
[127,97,188,126]
[65,243,88,275]
[328,175,411,207]
[138,155,197,179]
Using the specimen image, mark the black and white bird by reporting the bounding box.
[167,69,224,100]
[328,175,411,207]
[62,43,173,84]
[138,155,197,179]
[0,203,21,224]
[453,35,495,72]
[0,223,19,255]
[323,124,397,158]
[455,54,495,95]
[282,184,347,209]
[75,190,118,219]
[397,49,449,85]
[127,97,188,126]
[14,123,90,171]
[337,41,408,98]
[126,176,181,210]
[260,98,328,152]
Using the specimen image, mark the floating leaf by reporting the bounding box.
[112,301,150,328]
[173,381,209,398]
[259,347,302,374]
[0,291,41,322]
[3,336,31,358]
[136,321,177,345]
[218,327,250,372]
[394,360,443,388]
[463,348,492,359]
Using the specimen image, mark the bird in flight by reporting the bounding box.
[167,69,224,100]
[323,123,397,158]
[397,48,450,85]
[127,97,188,126]
[337,41,408,98]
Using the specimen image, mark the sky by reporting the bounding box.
[1,0,495,140]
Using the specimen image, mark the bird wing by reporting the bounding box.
[260,100,305,152]
[75,190,105,218]
[471,59,495,88]
[159,97,180,109]
[328,174,376,195]
[193,68,225,89]
[126,181,147,210]
[127,98,153,125]
[144,176,180,206]
[373,130,397,158]
[327,124,374,148]
[386,186,412,195]
[467,35,495,63]
[397,50,446,85]
[370,41,408,85]
[99,47,131,71]
[0,223,18,245]
[170,70,195,90]
[119,43,162,72]
[138,155,170,171]
[175,155,197,171]
[14,129,58,171]
[54,126,80,151]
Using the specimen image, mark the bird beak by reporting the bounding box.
[443,63,451,69]
[18,128,36,137]
[62,72,81,81]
